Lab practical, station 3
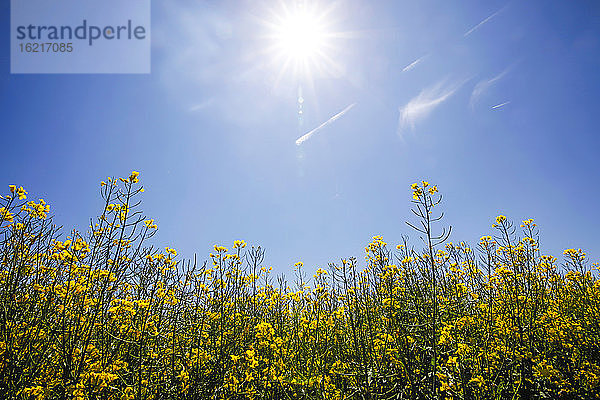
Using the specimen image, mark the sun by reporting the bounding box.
[274,9,327,62]
[264,2,339,79]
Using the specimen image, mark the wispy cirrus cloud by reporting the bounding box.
[189,98,215,112]
[470,65,514,109]
[398,79,466,135]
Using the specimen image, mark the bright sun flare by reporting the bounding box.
[265,2,338,79]
[275,11,326,61]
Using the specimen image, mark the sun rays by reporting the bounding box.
[262,1,343,84]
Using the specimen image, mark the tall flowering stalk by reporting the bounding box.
[406,181,451,399]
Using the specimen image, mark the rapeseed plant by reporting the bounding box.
[1,175,599,399]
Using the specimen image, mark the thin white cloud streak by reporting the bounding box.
[470,65,513,108]
[492,101,510,109]
[398,80,465,134]
[402,55,426,73]
[295,103,356,146]
[189,98,215,112]
[464,6,505,37]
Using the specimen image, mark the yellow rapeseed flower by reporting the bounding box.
[0,207,14,223]
[17,186,27,200]
[130,170,140,183]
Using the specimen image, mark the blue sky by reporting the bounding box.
[2,0,599,274]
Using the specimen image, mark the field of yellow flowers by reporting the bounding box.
[1,173,599,399]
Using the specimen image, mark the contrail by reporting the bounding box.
[402,56,426,72]
[295,103,356,146]
[491,101,510,109]
[464,7,504,37]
